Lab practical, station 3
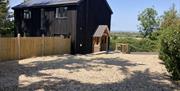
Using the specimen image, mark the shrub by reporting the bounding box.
[159,28,180,80]
[110,37,158,52]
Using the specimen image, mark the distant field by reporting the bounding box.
[110,32,158,52]
[110,32,142,38]
[110,36,143,40]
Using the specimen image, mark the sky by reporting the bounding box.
[10,0,180,32]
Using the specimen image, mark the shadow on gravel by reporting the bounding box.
[19,69,178,91]
[22,56,144,76]
[0,61,22,91]
[0,55,179,91]
[130,52,159,55]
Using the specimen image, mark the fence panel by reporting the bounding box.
[0,37,71,61]
[20,37,43,59]
[0,38,18,61]
[54,37,71,54]
[44,37,54,56]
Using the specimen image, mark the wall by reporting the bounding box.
[75,0,112,54]
[87,0,112,53]
[0,37,71,61]
[14,5,77,54]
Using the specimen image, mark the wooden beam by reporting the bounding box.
[106,36,109,52]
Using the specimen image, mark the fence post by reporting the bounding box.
[115,43,118,51]
[42,34,45,57]
[106,36,109,53]
[17,34,21,60]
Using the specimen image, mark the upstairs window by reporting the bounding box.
[56,7,68,18]
[24,10,31,19]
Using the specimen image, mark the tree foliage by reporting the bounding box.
[0,0,14,37]
[160,5,178,30]
[159,5,180,80]
[0,0,8,24]
[137,5,180,80]
[138,8,160,38]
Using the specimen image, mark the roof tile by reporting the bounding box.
[13,0,81,9]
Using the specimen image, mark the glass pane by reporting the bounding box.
[56,7,68,18]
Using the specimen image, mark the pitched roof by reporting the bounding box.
[93,25,110,37]
[12,0,81,9]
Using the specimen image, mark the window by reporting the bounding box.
[24,10,31,19]
[56,7,68,18]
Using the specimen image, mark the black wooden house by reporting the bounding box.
[12,0,113,54]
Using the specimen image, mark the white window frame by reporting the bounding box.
[24,9,31,19]
[56,7,68,18]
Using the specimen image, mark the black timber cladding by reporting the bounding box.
[75,0,112,53]
[12,0,112,54]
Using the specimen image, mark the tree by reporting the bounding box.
[138,8,159,38]
[160,4,178,30]
[159,5,180,80]
[159,22,180,80]
[0,0,14,37]
[0,0,8,24]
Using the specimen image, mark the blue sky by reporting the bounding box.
[10,0,180,32]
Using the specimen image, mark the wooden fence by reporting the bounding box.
[116,43,129,54]
[0,36,71,61]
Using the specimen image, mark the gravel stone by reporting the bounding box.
[0,52,179,91]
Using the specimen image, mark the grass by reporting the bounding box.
[110,32,159,52]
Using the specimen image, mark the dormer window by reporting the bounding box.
[56,7,68,18]
[24,10,31,19]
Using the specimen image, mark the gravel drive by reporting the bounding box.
[0,52,179,91]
